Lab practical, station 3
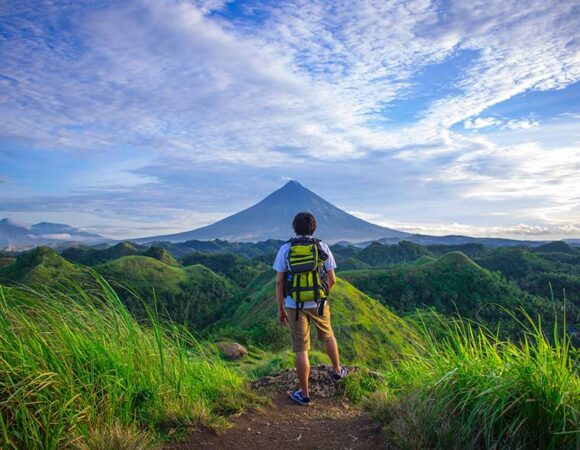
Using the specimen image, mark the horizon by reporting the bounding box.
[1,1,579,240]
[1,179,578,242]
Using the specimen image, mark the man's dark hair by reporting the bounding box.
[292,212,317,236]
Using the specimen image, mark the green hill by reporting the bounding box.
[475,247,580,308]
[356,240,432,267]
[340,252,544,334]
[217,274,419,366]
[335,257,371,271]
[96,255,239,328]
[534,240,579,255]
[0,246,82,285]
[475,247,551,279]
[426,242,487,258]
[160,239,284,259]
[412,255,436,265]
[143,245,180,266]
[62,241,143,265]
[181,252,268,287]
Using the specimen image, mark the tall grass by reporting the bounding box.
[369,314,579,449]
[0,277,252,449]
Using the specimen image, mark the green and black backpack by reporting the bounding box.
[284,236,330,320]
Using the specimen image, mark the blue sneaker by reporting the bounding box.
[332,367,348,383]
[290,390,311,406]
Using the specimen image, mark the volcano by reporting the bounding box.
[137,180,408,244]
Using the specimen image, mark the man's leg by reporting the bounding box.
[295,350,310,397]
[324,336,342,375]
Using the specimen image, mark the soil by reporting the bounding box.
[167,366,386,450]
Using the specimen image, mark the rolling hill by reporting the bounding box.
[339,252,553,336]
[136,180,409,244]
[96,256,239,328]
[216,273,419,366]
[0,246,83,285]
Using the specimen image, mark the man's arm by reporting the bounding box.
[326,269,336,291]
[276,272,289,325]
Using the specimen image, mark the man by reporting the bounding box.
[273,212,347,406]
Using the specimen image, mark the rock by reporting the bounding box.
[251,365,362,398]
[217,341,248,360]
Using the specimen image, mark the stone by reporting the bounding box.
[217,341,248,360]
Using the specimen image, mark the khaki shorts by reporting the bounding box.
[285,303,334,352]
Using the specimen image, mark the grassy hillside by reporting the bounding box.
[143,246,180,266]
[366,318,579,449]
[160,239,284,259]
[62,241,144,265]
[0,281,253,449]
[0,246,82,285]
[356,240,433,267]
[181,252,268,287]
[217,273,420,367]
[475,246,580,313]
[340,252,553,336]
[96,256,239,328]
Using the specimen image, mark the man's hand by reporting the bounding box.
[278,308,289,326]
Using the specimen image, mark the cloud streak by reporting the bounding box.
[0,0,578,239]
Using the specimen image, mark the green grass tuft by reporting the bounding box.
[0,277,253,449]
[367,313,580,449]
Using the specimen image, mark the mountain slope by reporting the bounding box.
[96,256,239,328]
[217,273,419,366]
[340,252,555,336]
[0,246,82,285]
[137,181,408,244]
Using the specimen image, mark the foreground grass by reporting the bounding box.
[366,315,580,449]
[0,279,252,449]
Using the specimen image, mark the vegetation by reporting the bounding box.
[216,273,420,366]
[1,237,579,448]
[0,280,253,450]
[341,252,561,337]
[0,246,82,285]
[356,240,433,267]
[181,251,268,287]
[96,256,239,328]
[366,316,579,449]
[159,239,284,259]
[475,245,580,310]
[62,241,144,265]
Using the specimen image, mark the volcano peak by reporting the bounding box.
[137,181,408,244]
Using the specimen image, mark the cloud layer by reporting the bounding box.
[0,0,579,239]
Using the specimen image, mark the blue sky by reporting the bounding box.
[0,0,579,240]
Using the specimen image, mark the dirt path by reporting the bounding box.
[168,366,386,450]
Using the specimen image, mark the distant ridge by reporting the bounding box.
[136,180,409,244]
[0,218,108,250]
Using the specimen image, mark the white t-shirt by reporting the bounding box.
[272,236,337,309]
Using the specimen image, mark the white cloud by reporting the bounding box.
[1,0,579,239]
[374,220,580,239]
[502,119,540,130]
[464,117,501,129]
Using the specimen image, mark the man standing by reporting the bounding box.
[273,212,347,406]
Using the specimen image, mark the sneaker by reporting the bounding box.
[332,367,348,382]
[290,390,311,406]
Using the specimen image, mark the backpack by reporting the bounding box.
[284,236,329,320]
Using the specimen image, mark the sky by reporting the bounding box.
[0,0,579,240]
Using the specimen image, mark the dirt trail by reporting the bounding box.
[168,366,386,450]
